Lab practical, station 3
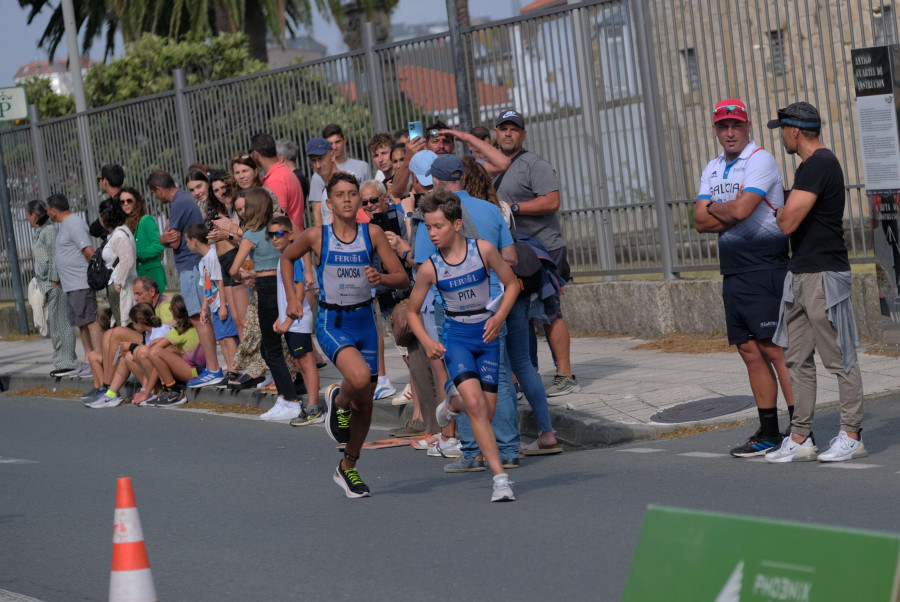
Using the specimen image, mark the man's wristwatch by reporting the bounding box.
[510,203,520,215]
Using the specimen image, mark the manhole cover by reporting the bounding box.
[651,396,755,424]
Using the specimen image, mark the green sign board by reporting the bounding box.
[624,506,900,601]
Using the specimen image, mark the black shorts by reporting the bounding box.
[722,268,786,346]
[548,246,571,282]
[285,331,314,358]
[218,248,240,288]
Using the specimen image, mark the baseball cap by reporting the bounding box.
[713,99,749,123]
[766,102,822,130]
[427,154,464,182]
[306,137,332,156]
[409,150,438,187]
[495,109,525,129]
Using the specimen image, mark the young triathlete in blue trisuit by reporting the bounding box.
[280,173,409,498]
[406,189,520,502]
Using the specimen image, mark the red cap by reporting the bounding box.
[713,99,749,123]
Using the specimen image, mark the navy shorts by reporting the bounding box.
[315,305,378,381]
[285,331,314,358]
[722,268,787,346]
[441,318,500,393]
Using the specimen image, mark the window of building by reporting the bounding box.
[680,48,700,92]
[768,30,787,76]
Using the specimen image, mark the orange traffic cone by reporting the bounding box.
[109,477,157,602]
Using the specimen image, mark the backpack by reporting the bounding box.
[86,236,118,291]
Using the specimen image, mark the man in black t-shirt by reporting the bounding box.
[764,102,867,464]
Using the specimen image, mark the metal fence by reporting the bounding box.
[1,0,896,300]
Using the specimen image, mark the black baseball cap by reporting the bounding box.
[495,109,525,129]
[766,102,821,130]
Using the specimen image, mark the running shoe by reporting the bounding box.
[333,461,371,498]
[88,393,124,409]
[427,436,462,458]
[817,430,869,462]
[50,367,78,377]
[730,429,783,458]
[436,383,462,428]
[491,473,515,502]
[324,384,351,444]
[81,386,106,403]
[154,385,187,406]
[391,383,413,406]
[187,368,225,388]
[546,373,581,397]
[765,435,818,463]
[373,382,396,400]
[138,393,158,407]
[290,405,326,426]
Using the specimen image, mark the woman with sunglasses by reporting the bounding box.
[117,187,167,293]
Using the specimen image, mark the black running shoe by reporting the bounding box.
[333,462,370,498]
[324,384,351,444]
[730,430,783,458]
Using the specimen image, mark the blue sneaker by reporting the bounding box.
[187,368,225,388]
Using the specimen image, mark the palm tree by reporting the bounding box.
[17,0,350,63]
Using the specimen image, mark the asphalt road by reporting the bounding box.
[2,393,900,601]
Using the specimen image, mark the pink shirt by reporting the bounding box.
[262,161,305,231]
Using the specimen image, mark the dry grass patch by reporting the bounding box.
[0,334,43,342]
[181,400,264,414]
[6,385,83,399]
[653,419,747,440]
[631,333,736,354]
[863,346,900,358]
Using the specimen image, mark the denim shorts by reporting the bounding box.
[178,266,204,317]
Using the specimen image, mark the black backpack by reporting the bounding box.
[86,237,118,291]
[511,239,542,294]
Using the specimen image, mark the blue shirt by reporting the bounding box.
[414,190,513,297]
[169,188,203,272]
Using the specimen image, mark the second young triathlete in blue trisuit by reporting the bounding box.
[406,189,520,502]
[280,173,409,499]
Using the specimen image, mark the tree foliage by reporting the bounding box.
[18,76,76,120]
[85,33,267,106]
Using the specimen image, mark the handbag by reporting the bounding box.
[389,299,416,347]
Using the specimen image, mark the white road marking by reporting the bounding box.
[0,589,44,601]
[678,452,729,458]
[617,448,666,453]
[0,457,37,465]
[819,462,881,469]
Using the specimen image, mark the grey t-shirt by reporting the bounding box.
[494,150,565,252]
[55,214,93,292]
[308,157,372,224]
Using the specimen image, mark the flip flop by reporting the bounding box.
[523,440,563,456]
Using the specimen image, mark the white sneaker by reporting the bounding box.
[765,435,818,463]
[436,384,462,428]
[491,473,515,502]
[260,397,301,421]
[374,381,397,400]
[392,383,413,406]
[427,436,462,458]
[818,431,869,462]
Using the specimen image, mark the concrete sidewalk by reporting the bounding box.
[3,333,899,448]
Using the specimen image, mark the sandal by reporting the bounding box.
[228,373,265,390]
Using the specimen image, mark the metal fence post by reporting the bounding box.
[173,69,196,176]
[362,22,389,133]
[0,140,29,334]
[28,105,50,201]
[446,0,473,132]
[631,0,678,280]
[76,114,99,212]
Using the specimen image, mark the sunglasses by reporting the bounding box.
[713,104,748,120]
[119,197,135,205]
[267,230,289,240]
[361,197,381,207]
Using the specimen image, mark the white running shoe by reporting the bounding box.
[392,383,413,406]
[427,436,462,458]
[765,435,818,463]
[88,394,123,409]
[374,382,397,400]
[817,431,869,462]
[491,473,515,502]
[436,383,462,428]
[260,397,301,421]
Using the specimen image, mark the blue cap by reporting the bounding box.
[306,137,333,156]
[409,150,438,186]
[427,154,464,182]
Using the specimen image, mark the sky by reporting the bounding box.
[1,0,524,89]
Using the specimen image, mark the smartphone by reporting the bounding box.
[408,120,423,141]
